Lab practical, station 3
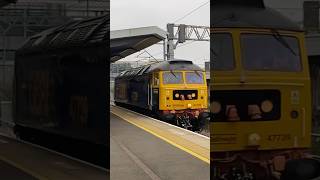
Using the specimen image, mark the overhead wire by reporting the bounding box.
[173,1,210,23]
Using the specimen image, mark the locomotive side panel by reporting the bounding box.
[114,78,129,103]
[128,75,149,109]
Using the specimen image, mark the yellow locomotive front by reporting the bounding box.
[211,2,317,179]
[156,67,208,130]
[212,29,311,150]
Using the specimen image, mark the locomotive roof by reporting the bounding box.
[211,3,302,31]
[117,59,204,78]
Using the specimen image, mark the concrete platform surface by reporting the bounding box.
[110,107,209,180]
[0,135,108,180]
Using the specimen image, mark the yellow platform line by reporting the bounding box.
[111,107,210,164]
[0,155,49,180]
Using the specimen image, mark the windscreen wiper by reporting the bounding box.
[210,48,218,58]
[170,70,177,78]
[194,70,201,77]
[270,29,297,56]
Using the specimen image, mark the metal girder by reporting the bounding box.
[167,23,209,59]
[167,23,210,42]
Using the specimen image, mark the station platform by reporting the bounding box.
[110,105,210,180]
[0,134,108,180]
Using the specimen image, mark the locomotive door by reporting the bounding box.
[148,75,152,110]
[152,72,160,111]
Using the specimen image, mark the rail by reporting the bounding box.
[312,133,320,137]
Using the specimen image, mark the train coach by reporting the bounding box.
[114,59,209,130]
[14,15,108,168]
[211,1,320,179]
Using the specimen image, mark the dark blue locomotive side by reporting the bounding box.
[115,73,150,109]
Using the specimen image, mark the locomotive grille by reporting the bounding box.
[211,90,281,121]
[173,90,198,100]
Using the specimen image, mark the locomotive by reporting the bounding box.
[211,0,320,179]
[114,59,209,130]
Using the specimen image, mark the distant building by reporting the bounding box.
[0,0,108,101]
[111,62,133,74]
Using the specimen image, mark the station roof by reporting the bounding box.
[211,2,302,31]
[110,26,167,63]
[17,14,108,54]
[0,0,16,7]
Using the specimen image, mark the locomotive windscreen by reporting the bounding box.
[211,33,235,70]
[241,34,301,72]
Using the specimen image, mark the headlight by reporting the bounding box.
[192,93,196,97]
[261,100,273,113]
[175,93,179,98]
[248,104,262,120]
[187,94,192,99]
[248,133,261,146]
[211,101,221,113]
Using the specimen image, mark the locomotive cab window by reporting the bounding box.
[241,34,302,72]
[162,71,183,84]
[186,71,204,84]
[211,33,235,70]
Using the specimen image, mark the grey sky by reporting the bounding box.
[111,0,309,67]
[111,0,210,67]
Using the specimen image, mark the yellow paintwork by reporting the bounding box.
[210,28,312,152]
[156,70,208,111]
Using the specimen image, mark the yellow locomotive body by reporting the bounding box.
[211,2,318,179]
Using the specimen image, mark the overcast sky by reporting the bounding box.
[110,0,309,67]
[111,0,210,67]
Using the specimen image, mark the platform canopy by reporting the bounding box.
[17,14,108,55]
[111,26,167,63]
[0,0,16,7]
